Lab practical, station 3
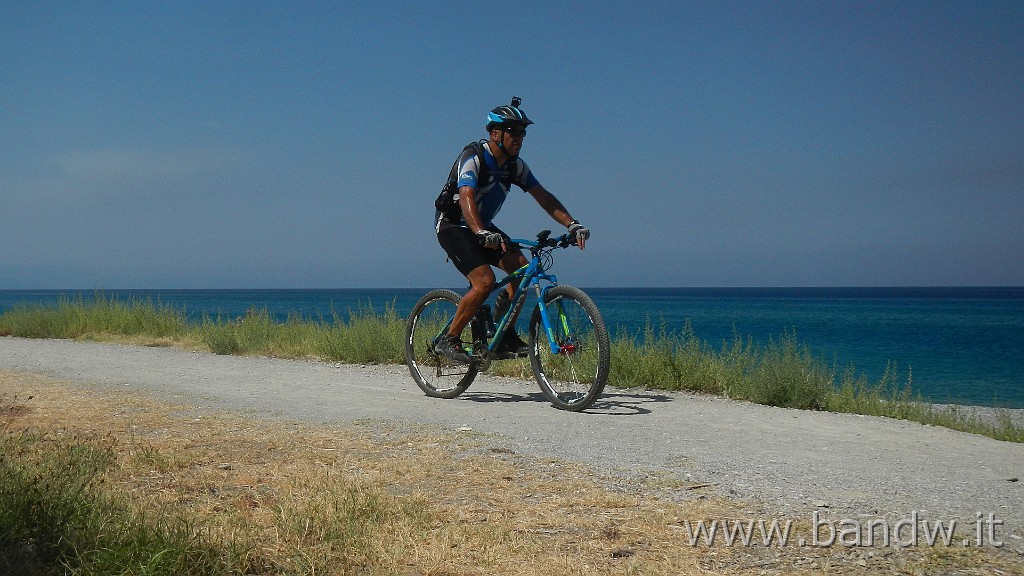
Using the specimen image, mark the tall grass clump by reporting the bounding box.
[315,303,405,364]
[606,323,1024,442]
[197,308,320,357]
[0,292,187,340]
[725,331,832,410]
[194,302,406,364]
[826,364,919,417]
[0,429,242,576]
[610,320,729,394]
[827,366,1024,442]
[610,323,832,409]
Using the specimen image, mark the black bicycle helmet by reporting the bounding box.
[486,96,534,132]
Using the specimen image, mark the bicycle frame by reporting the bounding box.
[487,236,563,356]
[424,231,578,361]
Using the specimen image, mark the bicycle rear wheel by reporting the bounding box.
[528,285,610,411]
[405,289,477,398]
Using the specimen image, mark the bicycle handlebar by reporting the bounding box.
[509,230,578,250]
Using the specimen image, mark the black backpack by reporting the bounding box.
[434,140,490,223]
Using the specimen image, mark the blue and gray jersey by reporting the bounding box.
[435,142,541,232]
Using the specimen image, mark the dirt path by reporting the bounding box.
[3,336,1023,555]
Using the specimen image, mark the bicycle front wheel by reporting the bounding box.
[405,289,477,399]
[528,285,610,411]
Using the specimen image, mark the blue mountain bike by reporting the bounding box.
[405,230,610,411]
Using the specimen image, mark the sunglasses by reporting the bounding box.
[502,126,527,137]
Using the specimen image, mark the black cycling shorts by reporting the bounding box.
[437,225,511,276]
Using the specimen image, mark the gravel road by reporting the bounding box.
[3,336,1022,549]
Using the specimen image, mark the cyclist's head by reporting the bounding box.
[486,96,533,135]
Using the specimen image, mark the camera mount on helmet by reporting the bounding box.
[485,96,534,132]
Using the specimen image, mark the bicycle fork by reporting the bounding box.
[533,283,578,356]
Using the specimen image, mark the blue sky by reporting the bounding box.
[2,1,1021,288]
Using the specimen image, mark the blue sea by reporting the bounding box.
[1,287,1021,408]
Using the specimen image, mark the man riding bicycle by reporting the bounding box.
[434,97,590,364]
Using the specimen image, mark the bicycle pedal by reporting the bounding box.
[469,352,495,369]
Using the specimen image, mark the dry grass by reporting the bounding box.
[2,369,1019,575]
